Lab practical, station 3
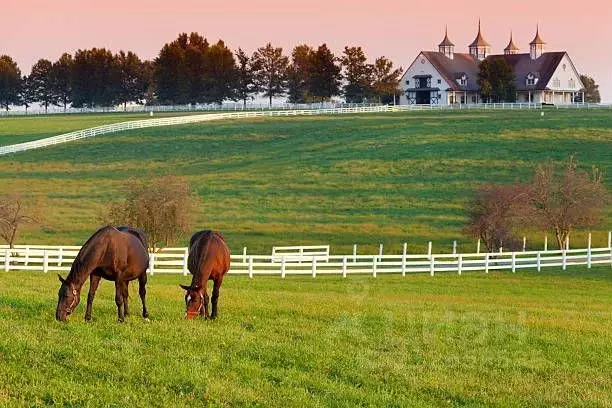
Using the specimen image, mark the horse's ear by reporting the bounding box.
[179,284,191,291]
[58,274,66,283]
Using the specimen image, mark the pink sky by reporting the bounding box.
[2,0,611,101]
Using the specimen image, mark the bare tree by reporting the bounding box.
[524,157,608,249]
[464,184,528,252]
[0,195,42,248]
[106,175,201,251]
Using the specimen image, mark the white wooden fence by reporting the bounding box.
[1,243,610,278]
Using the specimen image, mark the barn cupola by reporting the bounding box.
[504,31,520,55]
[469,20,492,60]
[530,25,545,59]
[438,26,455,59]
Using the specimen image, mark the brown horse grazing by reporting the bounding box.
[180,230,230,320]
[56,226,150,322]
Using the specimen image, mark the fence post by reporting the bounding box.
[458,255,463,275]
[373,256,377,278]
[522,237,526,252]
[243,247,247,264]
[58,247,63,266]
[566,235,570,250]
[476,239,480,254]
[25,246,29,266]
[537,251,541,272]
[562,249,567,271]
[608,231,611,249]
[4,249,9,272]
[485,253,489,274]
[587,232,592,269]
[248,257,253,279]
[281,256,286,278]
[353,244,357,263]
[511,252,516,273]
[43,250,48,273]
[182,248,189,276]
[378,244,383,261]
[453,241,457,255]
[429,256,435,276]
[342,256,347,278]
[149,254,155,276]
[544,235,548,252]
[312,258,317,278]
[401,243,407,277]
[428,242,432,258]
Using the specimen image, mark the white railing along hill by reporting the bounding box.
[2,243,610,277]
[0,103,555,156]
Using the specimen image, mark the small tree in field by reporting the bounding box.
[0,195,42,248]
[107,176,200,251]
[464,184,527,252]
[524,157,608,249]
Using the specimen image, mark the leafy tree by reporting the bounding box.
[286,45,314,103]
[203,40,237,104]
[579,75,601,103]
[71,48,120,107]
[115,51,150,110]
[106,176,200,251]
[50,53,73,111]
[155,38,189,104]
[0,55,22,111]
[308,44,342,102]
[522,157,608,249]
[478,58,516,103]
[252,43,289,106]
[234,48,259,108]
[341,47,372,103]
[19,75,36,114]
[184,33,209,104]
[371,56,402,104]
[477,59,493,103]
[29,59,57,113]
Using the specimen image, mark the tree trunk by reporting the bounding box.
[269,94,272,108]
[243,98,246,109]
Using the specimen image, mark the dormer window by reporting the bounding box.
[457,74,468,86]
[526,73,538,86]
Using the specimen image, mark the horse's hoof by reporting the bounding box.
[143,317,151,322]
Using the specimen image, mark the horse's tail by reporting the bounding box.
[67,226,116,281]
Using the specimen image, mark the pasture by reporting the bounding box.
[0,267,611,406]
[0,109,611,253]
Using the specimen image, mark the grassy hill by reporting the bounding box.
[1,109,611,253]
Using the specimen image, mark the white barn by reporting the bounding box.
[399,23,584,105]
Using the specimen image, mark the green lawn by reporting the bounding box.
[0,111,203,146]
[1,109,610,254]
[0,267,610,407]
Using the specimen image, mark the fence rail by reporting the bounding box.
[2,244,610,277]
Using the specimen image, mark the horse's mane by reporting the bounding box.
[67,225,117,282]
[116,226,149,251]
[188,230,224,275]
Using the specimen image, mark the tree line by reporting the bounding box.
[0,33,403,112]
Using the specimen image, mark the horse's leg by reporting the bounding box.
[138,273,149,320]
[115,281,126,323]
[201,282,210,319]
[85,274,102,322]
[122,282,130,317]
[211,276,223,320]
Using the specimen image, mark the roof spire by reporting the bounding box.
[505,30,520,54]
[438,25,455,47]
[530,23,545,45]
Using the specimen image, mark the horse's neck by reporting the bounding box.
[66,262,93,289]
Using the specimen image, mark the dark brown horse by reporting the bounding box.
[56,226,150,322]
[180,230,230,320]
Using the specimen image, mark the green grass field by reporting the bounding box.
[0,111,202,146]
[0,267,610,407]
[1,109,610,254]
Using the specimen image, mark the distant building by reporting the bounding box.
[399,22,584,105]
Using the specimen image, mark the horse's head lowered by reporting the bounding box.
[180,284,203,319]
[56,275,80,322]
